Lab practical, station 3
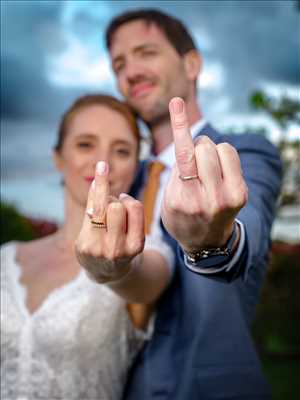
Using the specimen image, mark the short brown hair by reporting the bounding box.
[105,9,197,56]
[54,94,141,154]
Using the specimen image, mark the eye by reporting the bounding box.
[142,49,157,57]
[115,147,131,157]
[114,61,125,75]
[77,141,93,149]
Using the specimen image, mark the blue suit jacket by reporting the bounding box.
[125,124,282,400]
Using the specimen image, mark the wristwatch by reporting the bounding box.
[184,221,239,268]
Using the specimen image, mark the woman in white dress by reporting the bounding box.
[1,94,173,399]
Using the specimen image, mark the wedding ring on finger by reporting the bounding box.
[179,174,199,181]
[86,209,107,229]
[90,220,107,229]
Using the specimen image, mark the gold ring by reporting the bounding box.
[91,220,107,228]
[179,174,198,181]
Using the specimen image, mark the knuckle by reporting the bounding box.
[217,142,238,158]
[228,190,246,210]
[217,142,232,151]
[105,248,120,261]
[173,115,187,129]
[175,147,195,164]
[128,238,145,255]
[129,199,143,213]
[209,197,225,217]
[108,201,123,214]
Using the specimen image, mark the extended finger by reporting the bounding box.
[93,161,110,224]
[169,97,198,180]
[119,193,145,255]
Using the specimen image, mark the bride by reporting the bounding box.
[1,94,174,399]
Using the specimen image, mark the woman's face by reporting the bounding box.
[55,104,139,207]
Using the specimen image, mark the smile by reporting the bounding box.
[131,82,154,98]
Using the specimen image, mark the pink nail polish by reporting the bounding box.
[96,161,108,175]
[170,97,184,114]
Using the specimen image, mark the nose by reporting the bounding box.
[124,59,145,84]
[92,148,115,175]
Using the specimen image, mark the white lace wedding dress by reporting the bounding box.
[1,242,150,400]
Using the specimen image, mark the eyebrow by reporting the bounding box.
[74,135,133,146]
[112,43,159,66]
[74,133,96,140]
[112,139,134,147]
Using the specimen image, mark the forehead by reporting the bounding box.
[67,105,135,139]
[109,20,172,57]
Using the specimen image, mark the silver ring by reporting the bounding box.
[91,220,107,228]
[179,174,198,181]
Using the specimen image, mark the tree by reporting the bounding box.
[250,90,300,147]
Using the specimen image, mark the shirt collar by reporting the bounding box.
[157,118,207,168]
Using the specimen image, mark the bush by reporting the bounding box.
[0,202,37,244]
[253,241,300,356]
[0,201,57,245]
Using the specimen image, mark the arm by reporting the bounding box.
[75,162,172,303]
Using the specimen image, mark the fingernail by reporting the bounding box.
[119,193,129,200]
[170,97,183,114]
[96,161,108,175]
[91,179,95,189]
[86,207,93,217]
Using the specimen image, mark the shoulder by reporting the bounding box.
[1,241,18,262]
[219,131,280,157]
[1,236,54,271]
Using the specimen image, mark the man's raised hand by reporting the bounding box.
[161,97,248,252]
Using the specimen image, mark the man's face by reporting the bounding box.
[109,20,193,124]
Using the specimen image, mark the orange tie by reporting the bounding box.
[143,161,166,234]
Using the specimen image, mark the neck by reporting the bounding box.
[150,99,202,155]
[56,190,86,247]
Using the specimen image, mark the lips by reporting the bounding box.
[84,177,94,183]
[130,82,154,98]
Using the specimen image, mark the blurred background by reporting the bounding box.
[1,1,299,398]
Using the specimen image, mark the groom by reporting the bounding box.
[105,9,282,399]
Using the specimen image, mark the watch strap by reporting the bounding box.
[184,221,238,267]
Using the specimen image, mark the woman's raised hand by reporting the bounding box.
[75,161,145,283]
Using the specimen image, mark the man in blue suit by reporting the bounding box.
[103,9,282,399]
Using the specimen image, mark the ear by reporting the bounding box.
[53,150,64,172]
[183,50,202,82]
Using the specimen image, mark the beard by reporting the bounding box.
[129,94,171,127]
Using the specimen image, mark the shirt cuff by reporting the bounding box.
[183,219,246,275]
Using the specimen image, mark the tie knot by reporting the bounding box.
[148,161,165,177]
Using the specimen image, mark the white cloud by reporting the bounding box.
[47,33,112,88]
[198,62,224,90]
[217,113,283,143]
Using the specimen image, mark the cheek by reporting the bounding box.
[118,161,138,190]
[117,76,128,95]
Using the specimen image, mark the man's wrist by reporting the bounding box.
[183,220,242,269]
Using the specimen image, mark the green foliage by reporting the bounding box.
[261,357,300,400]
[0,201,37,245]
[253,247,300,355]
[250,90,300,129]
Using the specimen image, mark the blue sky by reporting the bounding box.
[1,0,299,221]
